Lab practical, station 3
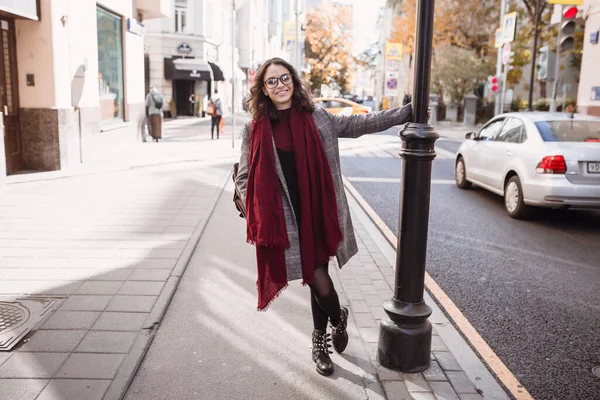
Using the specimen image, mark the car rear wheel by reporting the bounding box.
[455,157,472,189]
[504,176,530,219]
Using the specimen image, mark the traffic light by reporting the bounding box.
[491,76,499,93]
[559,6,577,52]
[536,46,556,81]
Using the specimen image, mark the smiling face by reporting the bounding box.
[263,64,294,110]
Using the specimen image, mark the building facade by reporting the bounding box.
[0,0,168,186]
[144,0,304,118]
[577,0,600,116]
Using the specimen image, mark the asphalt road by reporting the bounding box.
[340,127,600,400]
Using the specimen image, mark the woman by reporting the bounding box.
[235,57,415,377]
[210,93,223,140]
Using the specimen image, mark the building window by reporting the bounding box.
[97,7,124,122]
[175,0,187,33]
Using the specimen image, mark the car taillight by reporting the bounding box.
[536,155,567,174]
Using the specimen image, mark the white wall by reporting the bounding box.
[577,0,600,115]
[98,0,134,18]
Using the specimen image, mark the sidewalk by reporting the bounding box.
[0,121,242,400]
[0,119,509,400]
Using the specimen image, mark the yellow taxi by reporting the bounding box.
[313,97,372,115]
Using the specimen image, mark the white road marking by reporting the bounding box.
[347,177,455,185]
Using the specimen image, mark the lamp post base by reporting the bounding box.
[377,299,432,372]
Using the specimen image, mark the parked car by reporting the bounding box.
[455,112,600,218]
[313,97,372,115]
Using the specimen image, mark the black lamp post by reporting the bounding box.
[377,0,438,372]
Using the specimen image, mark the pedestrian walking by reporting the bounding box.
[234,57,419,377]
[145,86,164,142]
[208,93,223,140]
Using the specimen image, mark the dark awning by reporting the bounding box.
[164,57,213,81]
[209,62,225,81]
[0,0,40,20]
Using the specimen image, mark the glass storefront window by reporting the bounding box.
[97,7,124,122]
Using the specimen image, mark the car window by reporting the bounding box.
[496,118,524,143]
[478,119,505,141]
[316,101,331,108]
[329,101,351,108]
[534,120,600,142]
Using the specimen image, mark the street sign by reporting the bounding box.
[386,71,399,79]
[502,12,517,44]
[495,28,503,48]
[502,43,512,65]
[549,0,583,4]
[387,60,399,71]
[385,42,403,60]
[386,78,398,90]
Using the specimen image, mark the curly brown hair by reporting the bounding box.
[244,57,315,121]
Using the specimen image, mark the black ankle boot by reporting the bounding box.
[331,307,349,353]
[312,329,334,376]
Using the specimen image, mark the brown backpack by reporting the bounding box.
[232,163,246,219]
[207,101,217,116]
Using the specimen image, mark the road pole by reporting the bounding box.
[232,0,236,148]
[494,0,508,116]
[528,0,541,111]
[549,27,561,112]
[500,64,508,113]
[376,0,437,372]
[295,0,301,72]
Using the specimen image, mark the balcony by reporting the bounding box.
[134,0,170,20]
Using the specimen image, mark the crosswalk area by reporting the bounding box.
[338,136,456,159]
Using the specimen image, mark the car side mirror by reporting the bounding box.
[465,132,475,140]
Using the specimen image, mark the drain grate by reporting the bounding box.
[593,366,600,379]
[0,297,59,351]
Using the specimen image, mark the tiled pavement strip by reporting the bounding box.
[0,117,508,399]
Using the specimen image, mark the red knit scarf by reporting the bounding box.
[246,108,343,311]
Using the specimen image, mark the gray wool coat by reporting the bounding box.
[235,105,413,281]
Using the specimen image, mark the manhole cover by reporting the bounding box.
[593,366,600,379]
[0,297,59,351]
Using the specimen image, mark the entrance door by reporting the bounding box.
[175,80,195,116]
[0,20,22,174]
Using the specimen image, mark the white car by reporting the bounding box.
[455,112,600,218]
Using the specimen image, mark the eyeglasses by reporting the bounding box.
[264,74,293,89]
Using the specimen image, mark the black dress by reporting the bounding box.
[271,108,301,224]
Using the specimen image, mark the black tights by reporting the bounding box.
[309,264,341,331]
[211,116,221,138]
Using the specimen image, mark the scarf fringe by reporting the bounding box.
[256,282,289,312]
[246,236,289,249]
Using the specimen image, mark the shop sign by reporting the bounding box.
[0,0,40,21]
[177,43,193,55]
[127,18,144,36]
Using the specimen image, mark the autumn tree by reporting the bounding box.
[389,0,499,60]
[304,2,354,94]
[432,47,493,104]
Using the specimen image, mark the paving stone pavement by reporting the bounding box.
[0,120,238,400]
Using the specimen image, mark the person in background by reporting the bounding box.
[209,92,223,140]
[145,86,164,142]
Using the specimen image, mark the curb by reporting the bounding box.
[103,168,233,400]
